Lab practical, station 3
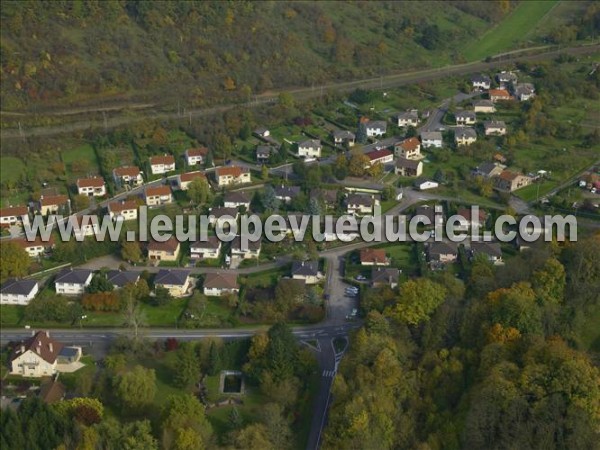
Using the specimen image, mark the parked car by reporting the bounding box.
[355,275,367,281]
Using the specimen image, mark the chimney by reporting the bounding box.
[20,345,25,353]
[49,343,53,353]
[46,330,50,338]
[31,330,35,336]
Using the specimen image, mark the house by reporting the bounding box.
[1,279,39,305]
[55,268,93,295]
[177,171,206,191]
[108,200,138,221]
[420,131,443,149]
[414,179,439,191]
[484,120,507,136]
[310,189,339,210]
[496,71,518,88]
[149,154,176,175]
[471,74,491,90]
[68,215,99,239]
[489,89,511,102]
[454,127,477,146]
[223,191,251,209]
[154,269,192,297]
[414,204,445,228]
[394,137,421,159]
[215,166,251,187]
[471,241,503,264]
[332,130,356,147]
[396,110,419,127]
[76,177,106,197]
[346,194,375,216]
[10,331,81,378]
[190,236,222,260]
[253,127,270,138]
[365,149,394,167]
[185,147,209,166]
[359,248,388,266]
[291,260,321,284]
[39,380,66,404]
[113,166,143,187]
[274,185,301,203]
[455,110,477,126]
[40,195,71,216]
[208,207,239,228]
[106,270,140,289]
[297,139,322,158]
[256,145,272,163]
[230,235,261,260]
[513,83,535,101]
[455,207,487,231]
[14,236,55,258]
[364,120,387,137]
[473,99,497,113]
[473,162,506,179]
[203,272,239,297]
[395,157,423,177]
[145,185,173,206]
[494,153,508,164]
[427,241,459,265]
[147,237,180,262]
[494,170,533,192]
[371,267,400,289]
[0,205,30,228]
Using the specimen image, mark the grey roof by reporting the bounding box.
[210,207,239,218]
[311,189,338,204]
[473,99,495,107]
[514,83,535,96]
[476,162,502,176]
[471,74,491,83]
[396,157,421,170]
[55,269,93,285]
[496,72,518,83]
[106,270,140,287]
[454,127,477,139]
[155,269,190,286]
[224,191,251,204]
[291,260,319,277]
[191,235,221,250]
[254,127,269,134]
[455,110,476,120]
[420,131,443,141]
[371,267,400,285]
[333,130,355,140]
[484,120,506,129]
[346,194,373,207]
[231,235,262,251]
[1,278,38,296]
[274,185,301,198]
[256,145,272,157]
[397,110,419,120]
[414,204,441,223]
[299,139,321,149]
[427,241,458,257]
[471,241,502,258]
[366,120,387,130]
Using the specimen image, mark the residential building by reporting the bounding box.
[346,194,375,216]
[208,207,239,228]
[396,110,419,127]
[223,191,251,209]
[371,267,400,289]
[108,200,138,221]
[177,171,206,191]
[1,279,39,305]
[365,149,394,167]
[414,204,444,228]
[455,110,476,125]
[494,171,533,192]
[427,241,459,266]
[185,147,209,166]
[471,241,503,264]
[68,215,99,239]
[473,99,497,113]
[310,189,339,210]
[332,130,356,147]
[14,236,55,258]
[149,154,176,175]
[513,83,535,101]
[489,89,512,102]
[55,269,93,295]
[147,237,180,262]
[394,137,421,159]
[40,195,70,216]
[190,236,222,260]
[154,269,192,297]
[484,120,507,136]
[359,248,389,266]
[203,272,239,297]
[420,131,443,148]
[10,331,81,377]
[113,166,143,187]
[256,145,272,163]
[0,205,29,228]
[145,185,173,206]
[395,157,423,177]
[455,207,487,231]
[291,260,321,284]
[364,120,387,137]
[496,71,518,88]
[471,74,491,90]
[297,139,322,158]
[253,127,270,138]
[274,185,301,203]
[215,166,251,187]
[473,162,505,179]
[106,270,140,289]
[230,235,261,260]
[454,127,477,146]
[76,177,106,197]
[414,179,439,191]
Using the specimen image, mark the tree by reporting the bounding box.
[261,164,269,181]
[348,153,370,177]
[114,366,157,411]
[122,293,147,343]
[173,343,201,388]
[153,286,173,306]
[87,273,114,293]
[532,257,565,304]
[73,194,91,211]
[261,185,280,212]
[233,424,274,450]
[381,184,395,201]
[213,132,233,159]
[278,92,294,109]
[266,323,299,382]
[121,240,142,263]
[207,341,221,376]
[161,394,213,450]
[0,241,29,281]
[384,279,447,325]
[187,177,211,205]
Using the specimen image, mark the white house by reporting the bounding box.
[177,171,207,191]
[68,215,99,239]
[420,131,443,149]
[190,236,222,260]
[230,235,261,260]
[106,270,140,289]
[473,99,496,113]
[291,260,321,284]
[514,83,535,101]
[55,269,93,295]
[297,139,322,158]
[0,205,30,228]
[455,110,476,126]
[346,194,375,216]
[496,71,518,88]
[185,147,209,166]
[1,279,39,305]
[332,130,355,147]
[112,167,143,187]
[145,185,173,206]
[203,272,239,297]
[253,127,270,138]
[40,195,70,216]
[215,166,251,187]
[415,180,439,191]
[364,120,387,137]
[365,149,393,167]
[471,74,491,90]
[154,269,192,297]
[471,241,503,265]
[108,200,138,221]
[256,145,272,163]
[395,158,423,177]
[14,237,55,258]
[274,185,301,203]
[394,137,421,159]
[223,191,251,209]
[76,177,106,197]
[208,207,239,228]
[484,120,507,136]
[396,110,419,127]
[149,154,176,175]
[454,127,477,146]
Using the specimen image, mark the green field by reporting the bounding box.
[462,1,559,61]
[61,144,100,178]
[0,156,26,184]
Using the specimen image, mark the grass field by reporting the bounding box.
[461,1,559,61]
[0,156,26,184]
[62,144,100,179]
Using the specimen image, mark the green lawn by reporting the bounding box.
[0,156,26,184]
[62,144,100,179]
[462,1,559,61]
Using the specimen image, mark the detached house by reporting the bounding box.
[1,279,39,305]
[454,127,477,146]
[471,74,491,90]
[291,260,321,284]
[365,149,393,167]
[154,269,192,297]
[256,145,272,163]
[177,171,206,191]
[208,207,239,228]
[190,236,222,260]
[415,204,445,228]
[230,235,261,260]
[473,99,496,113]
[455,110,476,126]
[0,206,30,228]
[253,127,270,138]
[489,89,511,103]
[455,207,488,231]
[396,110,419,127]
[215,166,251,187]
[473,162,505,179]
[346,194,375,216]
[494,171,532,192]
[332,130,356,147]
[14,236,55,258]
[395,157,423,177]
[496,71,518,88]
[364,120,387,137]
[420,131,443,149]
[274,185,301,204]
[484,120,507,136]
[426,241,459,266]
[471,241,503,264]
[108,200,138,221]
[55,268,93,295]
[68,215,99,239]
[145,185,173,206]
[394,137,421,159]
[113,167,143,187]
[203,272,239,297]
[106,270,140,289]
[514,83,535,101]
[223,191,251,209]
[185,147,209,166]
[360,248,389,266]
[76,177,106,197]
[371,267,400,289]
[40,195,71,216]
[297,139,322,159]
[149,155,176,175]
[147,237,180,262]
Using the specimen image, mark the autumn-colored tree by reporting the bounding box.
[72,194,91,211]
[384,278,447,325]
[348,153,370,177]
[121,240,142,263]
[0,241,30,282]
[531,257,565,304]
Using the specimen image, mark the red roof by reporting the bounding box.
[145,185,171,197]
[11,236,55,249]
[148,237,180,253]
[0,205,28,217]
[150,155,175,166]
[360,248,387,264]
[113,166,141,177]
[77,177,105,188]
[400,137,420,151]
[186,147,209,157]
[180,171,207,182]
[366,149,393,162]
[216,166,247,178]
[457,207,487,222]
[109,200,138,213]
[11,331,64,365]
[40,195,69,207]
[489,89,511,98]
